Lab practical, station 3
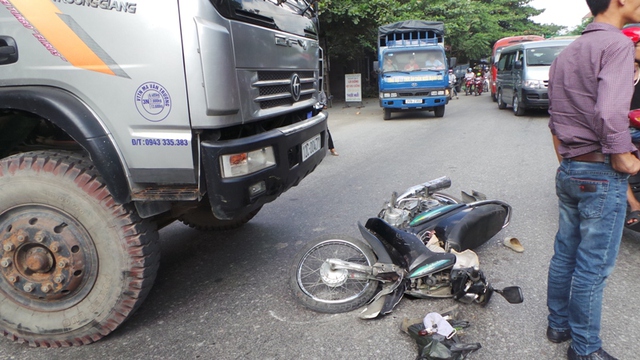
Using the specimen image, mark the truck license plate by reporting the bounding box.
[302,134,321,162]
[405,99,423,104]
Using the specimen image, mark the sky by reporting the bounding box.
[530,0,591,29]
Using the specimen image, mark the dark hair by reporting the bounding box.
[586,0,610,16]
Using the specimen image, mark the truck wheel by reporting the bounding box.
[383,108,391,120]
[179,197,261,231]
[0,151,160,347]
[497,90,507,109]
[434,105,445,118]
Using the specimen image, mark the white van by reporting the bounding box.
[495,39,575,116]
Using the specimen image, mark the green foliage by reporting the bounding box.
[318,0,569,62]
[568,17,594,36]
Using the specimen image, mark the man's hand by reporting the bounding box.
[552,135,562,164]
[611,152,640,175]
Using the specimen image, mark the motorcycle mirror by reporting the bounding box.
[495,286,524,304]
[390,191,398,206]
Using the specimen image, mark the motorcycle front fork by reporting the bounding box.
[327,259,402,281]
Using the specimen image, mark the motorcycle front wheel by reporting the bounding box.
[290,236,378,313]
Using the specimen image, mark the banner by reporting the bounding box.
[345,74,362,102]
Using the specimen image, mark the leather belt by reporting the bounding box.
[569,152,606,163]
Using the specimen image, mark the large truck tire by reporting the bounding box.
[0,151,160,347]
[383,108,392,120]
[179,197,261,231]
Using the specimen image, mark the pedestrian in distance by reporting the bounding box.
[546,1,640,360]
[318,91,339,156]
[448,69,459,99]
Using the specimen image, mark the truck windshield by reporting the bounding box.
[525,46,568,66]
[383,49,446,73]
[209,0,318,39]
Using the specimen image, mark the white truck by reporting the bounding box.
[0,0,327,346]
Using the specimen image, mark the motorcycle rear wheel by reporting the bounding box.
[290,236,378,313]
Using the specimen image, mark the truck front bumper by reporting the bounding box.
[381,96,448,109]
[200,111,328,220]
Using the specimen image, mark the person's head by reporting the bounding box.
[385,57,393,63]
[587,0,612,16]
[448,69,453,74]
[588,0,640,27]
[623,26,640,60]
[467,68,472,73]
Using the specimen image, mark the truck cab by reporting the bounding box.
[377,20,450,120]
[0,0,326,347]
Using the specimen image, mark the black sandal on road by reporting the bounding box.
[625,210,640,231]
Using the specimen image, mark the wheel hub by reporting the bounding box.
[319,260,348,287]
[23,247,54,273]
[0,206,97,311]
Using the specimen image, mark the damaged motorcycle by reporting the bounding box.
[290,177,523,318]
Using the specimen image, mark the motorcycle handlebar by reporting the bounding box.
[396,177,452,203]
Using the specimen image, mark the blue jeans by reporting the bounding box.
[630,127,640,143]
[547,158,628,355]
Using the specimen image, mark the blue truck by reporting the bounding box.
[377,20,451,120]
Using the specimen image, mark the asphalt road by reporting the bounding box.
[3,94,640,360]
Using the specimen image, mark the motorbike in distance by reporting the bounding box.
[290,177,524,319]
[448,71,459,100]
[464,78,474,96]
[474,74,484,96]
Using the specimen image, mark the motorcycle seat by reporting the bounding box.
[440,203,508,252]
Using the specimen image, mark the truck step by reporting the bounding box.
[131,186,199,201]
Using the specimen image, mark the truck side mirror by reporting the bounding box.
[514,60,522,70]
[449,57,457,69]
[373,60,380,74]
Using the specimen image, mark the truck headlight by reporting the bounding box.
[431,90,445,96]
[220,147,276,178]
[383,93,398,98]
[524,80,544,89]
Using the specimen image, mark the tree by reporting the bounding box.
[568,17,594,36]
[318,0,565,63]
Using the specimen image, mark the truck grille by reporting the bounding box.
[398,92,431,97]
[253,71,316,109]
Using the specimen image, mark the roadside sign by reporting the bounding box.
[345,74,362,102]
